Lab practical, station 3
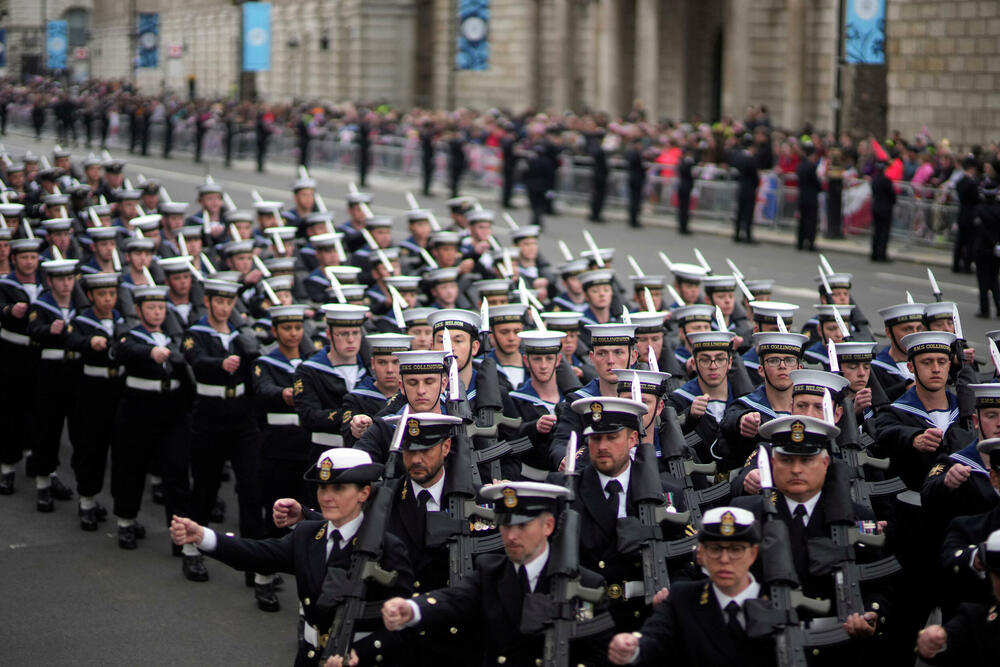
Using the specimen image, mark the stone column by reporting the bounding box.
[721,0,750,117]
[783,0,806,131]
[597,0,621,114]
[550,0,574,112]
[635,0,660,120]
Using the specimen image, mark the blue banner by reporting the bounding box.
[242,2,272,72]
[0,29,6,69]
[46,21,68,71]
[138,13,159,68]
[845,0,885,64]
[456,0,489,71]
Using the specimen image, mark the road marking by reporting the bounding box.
[773,286,820,299]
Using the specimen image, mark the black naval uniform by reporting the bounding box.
[0,273,42,477]
[252,348,311,536]
[930,602,1000,664]
[66,308,127,502]
[940,503,1000,613]
[294,349,369,460]
[632,579,775,667]
[26,292,83,483]
[338,375,393,448]
[183,318,262,539]
[200,517,413,667]
[110,325,192,525]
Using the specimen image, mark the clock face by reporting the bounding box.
[139,31,157,50]
[854,0,879,21]
[460,16,488,43]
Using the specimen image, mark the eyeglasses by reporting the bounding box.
[331,330,361,340]
[763,357,798,368]
[697,355,730,368]
[703,543,750,559]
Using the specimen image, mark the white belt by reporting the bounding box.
[303,623,368,649]
[0,329,30,345]
[311,432,343,448]
[41,348,79,361]
[126,376,181,392]
[83,364,124,379]
[195,382,246,399]
[267,412,300,426]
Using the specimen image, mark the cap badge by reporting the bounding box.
[790,420,806,444]
[502,487,518,509]
[590,402,603,423]
[407,418,420,437]
[319,457,333,482]
[720,511,736,537]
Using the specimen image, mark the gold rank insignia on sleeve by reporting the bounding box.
[927,464,946,478]
[254,365,261,376]
[28,310,37,321]
[183,337,194,350]
[314,524,326,540]
[988,605,997,623]
[700,583,710,606]
[293,378,304,395]
[400,484,408,500]
[314,340,323,350]
[342,410,352,423]
[684,523,697,537]
[66,324,72,332]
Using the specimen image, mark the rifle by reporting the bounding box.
[950,305,978,429]
[807,460,901,623]
[716,305,755,396]
[745,450,850,667]
[425,412,502,585]
[659,405,730,525]
[319,481,400,662]
[522,433,616,667]
[442,327,485,488]
[835,396,906,510]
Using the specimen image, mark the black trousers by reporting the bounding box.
[163,124,173,159]
[0,342,37,466]
[591,171,607,221]
[502,168,515,208]
[195,128,206,163]
[112,392,191,522]
[871,212,892,260]
[676,184,692,232]
[449,164,464,198]
[976,253,1000,315]
[190,418,263,539]
[527,186,547,227]
[256,137,268,172]
[27,384,75,479]
[69,377,123,497]
[734,188,756,240]
[953,222,974,271]
[422,157,434,196]
[798,201,818,249]
[628,180,644,227]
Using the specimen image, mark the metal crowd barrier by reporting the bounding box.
[6,107,959,247]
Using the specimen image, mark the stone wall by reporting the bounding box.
[886,0,1000,148]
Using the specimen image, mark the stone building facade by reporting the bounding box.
[3,1,999,147]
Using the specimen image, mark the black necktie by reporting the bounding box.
[328,529,343,559]
[725,600,745,637]
[417,489,433,511]
[518,564,532,595]
[416,489,432,540]
[605,479,623,520]
[789,504,808,557]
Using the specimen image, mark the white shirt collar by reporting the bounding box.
[712,573,760,612]
[515,543,550,592]
[784,491,822,524]
[596,464,631,519]
[328,511,365,545]
[411,471,446,512]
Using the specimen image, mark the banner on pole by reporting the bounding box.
[0,29,6,68]
[46,21,68,70]
[845,0,885,64]
[242,2,272,72]
[138,13,159,68]
[456,0,489,71]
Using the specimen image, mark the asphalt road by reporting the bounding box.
[0,131,990,666]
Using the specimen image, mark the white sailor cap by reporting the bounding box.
[474,278,511,298]
[814,303,855,322]
[133,285,169,303]
[304,211,336,227]
[310,232,344,250]
[329,283,367,303]
[901,331,955,357]
[429,230,462,247]
[970,384,1000,409]
[745,279,774,296]
[631,274,666,289]
[924,301,958,322]
[540,311,584,331]
[586,323,638,346]
[478,481,570,525]
[264,275,295,292]
[403,307,436,327]
[196,181,224,195]
[427,308,481,334]
[40,217,74,233]
[0,203,25,217]
[157,256,193,274]
[687,330,737,352]
[252,200,284,213]
[518,330,566,354]
[322,303,369,327]
[980,528,1000,572]
[393,350,447,374]
[750,300,798,324]
[10,238,43,254]
[264,257,296,273]
[424,267,460,286]
[578,269,615,290]
[365,215,393,229]
[510,225,541,242]
[41,258,78,276]
[671,262,708,284]
[222,239,255,256]
[291,177,317,192]
[211,270,243,283]
[789,369,850,398]
[700,507,760,543]
[159,202,189,215]
[753,332,808,356]
[629,311,668,334]
[816,272,853,290]
[82,272,120,290]
[702,275,737,294]
[129,214,162,232]
[124,237,155,252]
[672,304,716,326]
[303,448,382,484]
[406,209,433,223]
[613,368,672,396]
[878,303,927,326]
[558,258,591,276]
[203,279,241,298]
[581,247,615,264]
[445,196,477,212]
[367,333,414,355]
[224,210,254,224]
[384,275,421,292]
[346,192,373,205]
[833,341,878,362]
[466,209,495,225]
[269,304,308,323]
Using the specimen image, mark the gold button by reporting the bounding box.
[812,649,820,656]
[307,650,315,659]
[427,597,437,605]
[450,627,458,634]
[871,602,880,611]
[955,549,964,557]
[374,640,382,649]
[376,656,383,663]
[954,566,960,573]
[304,598,310,606]
[412,593,420,598]
[632,632,642,638]
[536,661,543,667]
[419,630,426,636]
[634,611,641,618]
[598,560,605,569]
[498,657,507,664]
[414,580,421,589]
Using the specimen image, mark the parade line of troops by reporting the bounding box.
[2,146,1000,667]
